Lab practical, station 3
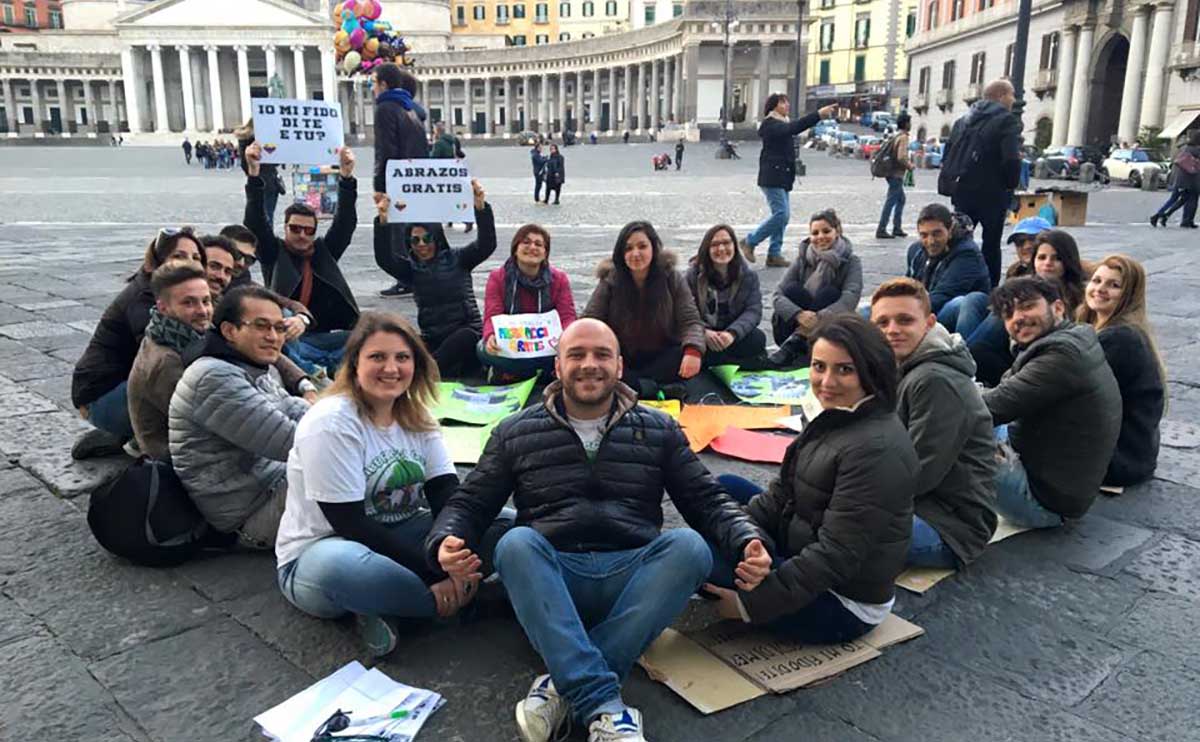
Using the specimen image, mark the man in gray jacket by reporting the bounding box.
[169,286,311,548]
[982,277,1121,528]
[870,278,997,567]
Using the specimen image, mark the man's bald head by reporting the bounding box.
[984,79,1016,110]
[558,318,620,357]
[555,318,623,414]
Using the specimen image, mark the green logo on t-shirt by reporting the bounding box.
[364,453,427,524]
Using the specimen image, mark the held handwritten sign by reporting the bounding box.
[492,310,563,358]
[252,98,344,166]
[386,159,475,224]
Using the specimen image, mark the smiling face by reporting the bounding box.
[158,277,213,333]
[1012,235,1036,265]
[409,227,437,262]
[356,330,414,413]
[870,295,936,363]
[623,230,654,280]
[170,237,204,266]
[1034,243,1064,280]
[917,219,951,258]
[514,230,548,274]
[1002,295,1064,346]
[810,338,866,410]
[284,214,318,255]
[221,297,286,366]
[809,219,838,251]
[204,247,237,298]
[1086,264,1124,319]
[708,229,736,268]
[555,319,623,414]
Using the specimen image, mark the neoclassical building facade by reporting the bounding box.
[0,0,816,139]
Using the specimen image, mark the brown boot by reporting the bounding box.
[739,238,756,263]
[765,255,790,268]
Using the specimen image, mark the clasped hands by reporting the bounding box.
[704,538,771,621]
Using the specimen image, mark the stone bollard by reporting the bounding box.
[1141,169,1162,191]
[1034,160,1049,179]
[1078,162,1096,184]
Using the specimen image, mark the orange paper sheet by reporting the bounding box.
[679,405,790,453]
[709,427,795,464]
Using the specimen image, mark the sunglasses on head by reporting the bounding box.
[409,233,434,246]
[287,223,318,236]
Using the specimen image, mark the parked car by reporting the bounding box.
[810,119,839,141]
[871,113,896,132]
[858,136,883,159]
[1037,145,1105,178]
[1101,148,1164,187]
[832,131,859,154]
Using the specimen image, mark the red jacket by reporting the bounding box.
[481,264,578,341]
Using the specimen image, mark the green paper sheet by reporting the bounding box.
[711,365,814,406]
[441,423,497,465]
[432,376,537,425]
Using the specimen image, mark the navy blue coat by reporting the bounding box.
[905,236,991,313]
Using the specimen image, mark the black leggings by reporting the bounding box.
[428,327,482,378]
[543,183,562,203]
[622,345,686,397]
[772,285,842,345]
[703,327,767,368]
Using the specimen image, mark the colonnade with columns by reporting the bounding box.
[1,73,125,135]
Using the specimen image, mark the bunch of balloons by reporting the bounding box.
[331,0,412,76]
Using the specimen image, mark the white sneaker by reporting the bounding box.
[515,674,569,742]
[587,708,647,742]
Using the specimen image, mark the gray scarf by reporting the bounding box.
[802,236,852,295]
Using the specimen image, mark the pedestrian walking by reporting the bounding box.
[1151,129,1200,228]
[543,144,565,205]
[530,143,547,203]
[675,138,685,170]
[875,113,913,239]
[182,138,193,165]
[740,94,837,268]
[937,79,1023,286]
[623,130,630,144]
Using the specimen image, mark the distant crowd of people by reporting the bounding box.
[72,64,1171,742]
[182,137,241,170]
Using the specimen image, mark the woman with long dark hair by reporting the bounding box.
[543,144,565,205]
[685,224,768,368]
[583,221,705,398]
[704,314,918,643]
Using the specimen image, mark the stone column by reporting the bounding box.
[1138,2,1174,130]
[30,80,43,133]
[292,45,308,99]
[464,78,475,134]
[120,46,144,133]
[176,46,197,132]
[3,79,17,132]
[83,79,97,132]
[107,79,120,131]
[148,44,169,132]
[625,63,635,131]
[264,44,277,88]
[650,59,660,131]
[523,74,532,130]
[541,73,550,131]
[683,44,698,124]
[206,45,224,132]
[1050,27,1077,147]
[321,47,337,104]
[636,63,647,133]
[1065,24,1093,145]
[1117,7,1150,145]
[339,80,353,135]
[442,78,450,124]
[675,53,684,122]
[608,67,618,132]
[483,77,493,136]
[55,79,70,133]
[558,72,567,134]
[664,57,674,123]
[576,71,585,133]
[235,45,252,122]
[592,70,601,132]
[758,42,771,117]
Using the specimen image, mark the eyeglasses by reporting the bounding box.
[710,239,735,248]
[409,234,434,246]
[237,251,258,267]
[239,318,289,334]
[287,223,318,236]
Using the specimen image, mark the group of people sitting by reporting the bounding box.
[67,67,1165,742]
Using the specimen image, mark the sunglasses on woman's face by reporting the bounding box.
[409,234,434,246]
[287,223,317,236]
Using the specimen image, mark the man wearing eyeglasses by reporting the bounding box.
[243,143,360,373]
[169,286,312,549]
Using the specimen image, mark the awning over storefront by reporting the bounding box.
[1158,109,1200,140]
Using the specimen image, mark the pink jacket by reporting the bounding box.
[481,264,578,340]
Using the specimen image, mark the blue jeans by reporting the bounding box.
[936,291,990,337]
[494,526,712,724]
[277,507,516,619]
[285,330,349,376]
[1153,186,1183,219]
[706,474,875,645]
[747,186,790,258]
[476,340,555,379]
[877,176,906,233]
[907,515,958,568]
[993,429,1063,529]
[87,381,133,439]
[967,313,1014,387]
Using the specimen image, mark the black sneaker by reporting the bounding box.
[379,282,412,298]
[71,428,127,460]
[875,229,895,239]
[892,228,908,238]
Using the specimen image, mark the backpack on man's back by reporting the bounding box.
[938,118,989,197]
[870,135,900,178]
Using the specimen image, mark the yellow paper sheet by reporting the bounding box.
[638,399,681,419]
[678,404,790,453]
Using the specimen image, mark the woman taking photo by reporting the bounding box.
[685,224,768,368]
[583,220,705,399]
[770,209,863,367]
[704,314,918,643]
[1079,255,1166,486]
[477,224,577,381]
[276,311,514,657]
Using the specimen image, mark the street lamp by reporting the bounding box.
[1009,0,1033,124]
[711,0,737,145]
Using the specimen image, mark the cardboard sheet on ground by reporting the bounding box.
[492,310,563,358]
[639,614,924,714]
[432,377,536,425]
[895,514,1035,594]
[639,399,681,418]
[711,365,814,406]
[440,424,497,464]
[708,427,795,464]
[678,404,790,452]
[386,159,475,223]
[252,98,344,166]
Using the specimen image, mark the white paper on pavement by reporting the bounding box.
[386,159,475,224]
[255,661,444,742]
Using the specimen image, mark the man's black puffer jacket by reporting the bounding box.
[425,381,769,566]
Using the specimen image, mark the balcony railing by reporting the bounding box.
[962,82,982,103]
[912,91,928,109]
[935,88,953,107]
[1171,41,1200,70]
[1032,68,1057,91]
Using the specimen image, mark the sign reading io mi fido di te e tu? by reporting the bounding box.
[252,98,345,166]
[386,159,475,224]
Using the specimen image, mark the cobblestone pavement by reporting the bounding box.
[2,142,1199,742]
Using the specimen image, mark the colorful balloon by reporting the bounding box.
[349,27,366,49]
[331,1,345,22]
[362,37,380,58]
[355,0,373,17]
[342,50,361,73]
[365,0,383,20]
[341,16,359,33]
[362,19,375,33]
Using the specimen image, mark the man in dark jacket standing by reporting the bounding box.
[870,279,996,568]
[674,138,684,170]
[983,277,1121,528]
[939,79,1023,287]
[243,142,359,373]
[740,94,837,267]
[530,143,547,203]
[905,204,991,332]
[427,319,770,742]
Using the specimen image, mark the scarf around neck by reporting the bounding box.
[377,88,414,111]
[803,236,852,296]
[145,306,204,355]
[503,258,554,314]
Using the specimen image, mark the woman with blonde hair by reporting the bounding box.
[1079,254,1166,486]
[275,311,514,656]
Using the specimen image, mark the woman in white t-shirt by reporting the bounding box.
[276,311,514,657]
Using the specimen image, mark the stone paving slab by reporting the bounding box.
[1076,650,1200,742]
[1105,592,1200,674]
[0,319,80,339]
[1090,479,1200,539]
[1122,533,1200,600]
[0,348,76,381]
